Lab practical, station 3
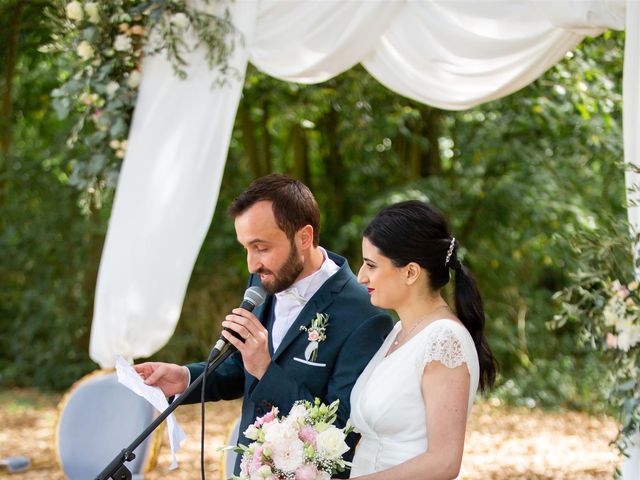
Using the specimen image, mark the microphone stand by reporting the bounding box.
[94,345,235,480]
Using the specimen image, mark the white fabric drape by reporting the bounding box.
[624,0,640,263]
[362,1,584,109]
[622,2,640,477]
[90,0,630,371]
[88,1,258,365]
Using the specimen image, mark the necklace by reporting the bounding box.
[393,304,450,346]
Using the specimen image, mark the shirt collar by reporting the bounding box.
[275,247,339,304]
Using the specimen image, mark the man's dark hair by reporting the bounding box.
[228,174,320,246]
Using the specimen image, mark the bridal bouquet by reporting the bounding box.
[230,398,352,480]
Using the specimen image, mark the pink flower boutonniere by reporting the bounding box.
[300,313,329,362]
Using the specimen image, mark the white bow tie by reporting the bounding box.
[278,287,307,306]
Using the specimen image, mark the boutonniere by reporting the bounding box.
[300,313,329,362]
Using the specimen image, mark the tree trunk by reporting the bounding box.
[394,135,406,171]
[408,141,421,180]
[238,102,264,178]
[320,107,345,231]
[0,1,25,206]
[420,107,443,177]
[290,124,310,186]
[80,211,105,351]
[261,99,272,173]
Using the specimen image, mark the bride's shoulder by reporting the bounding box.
[424,318,469,339]
[419,319,476,369]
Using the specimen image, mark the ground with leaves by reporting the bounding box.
[0,389,619,479]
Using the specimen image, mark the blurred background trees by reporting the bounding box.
[0,2,626,412]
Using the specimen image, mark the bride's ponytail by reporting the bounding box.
[363,201,497,391]
[448,250,496,391]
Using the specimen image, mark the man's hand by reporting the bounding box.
[221,308,271,379]
[134,362,190,397]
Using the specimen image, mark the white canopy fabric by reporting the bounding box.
[89,0,631,364]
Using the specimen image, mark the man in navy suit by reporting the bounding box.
[135,174,393,476]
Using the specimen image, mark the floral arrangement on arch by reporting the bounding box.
[230,398,353,480]
[603,280,640,352]
[47,0,239,212]
[551,224,640,464]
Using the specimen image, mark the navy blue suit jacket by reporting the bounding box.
[181,251,393,476]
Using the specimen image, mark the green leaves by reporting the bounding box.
[48,0,241,213]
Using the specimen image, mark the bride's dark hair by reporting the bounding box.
[363,200,496,391]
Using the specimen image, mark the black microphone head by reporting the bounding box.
[243,286,267,309]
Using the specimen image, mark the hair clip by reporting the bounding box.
[445,237,456,266]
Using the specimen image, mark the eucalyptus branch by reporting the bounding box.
[49,0,242,214]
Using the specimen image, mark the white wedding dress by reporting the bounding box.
[349,319,480,477]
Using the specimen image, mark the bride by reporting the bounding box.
[348,200,496,479]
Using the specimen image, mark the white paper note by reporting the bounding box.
[115,356,186,469]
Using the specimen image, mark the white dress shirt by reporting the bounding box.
[271,248,339,352]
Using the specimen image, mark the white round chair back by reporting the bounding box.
[56,370,161,479]
[221,417,240,479]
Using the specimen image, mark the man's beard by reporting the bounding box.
[257,242,304,295]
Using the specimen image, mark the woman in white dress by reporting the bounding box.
[348,200,496,479]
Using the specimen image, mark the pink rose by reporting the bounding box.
[256,407,278,426]
[617,288,631,300]
[295,463,318,480]
[298,425,317,447]
[240,455,250,475]
[251,445,265,472]
[607,332,618,348]
[308,330,319,342]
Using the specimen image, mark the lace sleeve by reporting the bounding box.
[422,324,468,370]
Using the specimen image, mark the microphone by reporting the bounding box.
[208,286,267,359]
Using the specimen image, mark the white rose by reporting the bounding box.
[256,465,273,479]
[617,329,633,352]
[84,2,100,23]
[604,297,626,328]
[171,12,190,29]
[618,322,640,351]
[105,81,119,97]
[114,34,132,52]
[285,404,308,426]
[263,421,297,444]
[126,70,141,89]
[76,41,94,61]
[603,304,618,327]
[316,426,349,459]
[79,92,93,105]
[269,438,304,472]
[66,1,83,21]
[243,424,260,441]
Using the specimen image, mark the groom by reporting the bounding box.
[135,174,393,476]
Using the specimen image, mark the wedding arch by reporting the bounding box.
[85,0,637,475]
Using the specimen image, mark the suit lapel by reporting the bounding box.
[262,296,276,356]
[271,290,333,362]
[271,256,351,362]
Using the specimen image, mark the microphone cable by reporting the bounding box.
[199,286,266,480]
